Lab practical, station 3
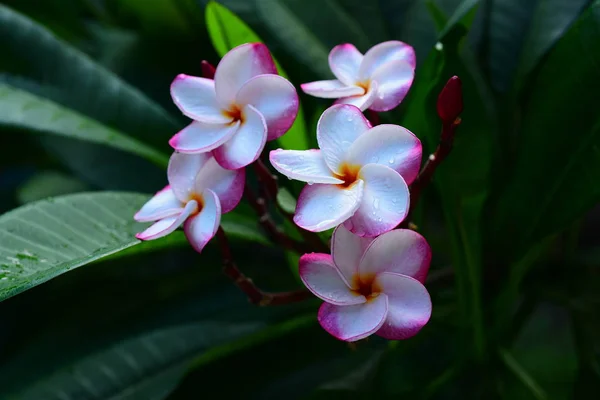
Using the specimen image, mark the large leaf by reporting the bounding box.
[490,2,600,263]
[204,1,309,150]
[0,192,269,302]
[6,322,263,400]
[0,83,169,167]
[0,5,178,145]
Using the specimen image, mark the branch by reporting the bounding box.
[216,227,311,306]
[366,109,380,126]
[243,186,311,254]
[400,76,463,228]
[254,158,329,253]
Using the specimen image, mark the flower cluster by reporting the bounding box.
[135,41,434,342]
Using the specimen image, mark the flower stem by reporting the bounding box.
[216,227,310,306]
[243,186,310,254]
[254,158,329,253]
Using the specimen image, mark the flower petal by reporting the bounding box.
[329,43,363,85]
[317,104,371,173]
[318,294,388,342]
[214,43,277,107]
[134,186,183,222]
[294,181,364,232]
[167,152,209,202]
[194,157,245,213]
[170,75,231,123]
[334,80,379,111]
[373,272,431,340]
[359,229,432,282]
[236,74,299,140]
[344,164,409,237]
[369,60,414,112]
[301,80,364,99]
[299,253,365,305]
[184,189,221,253]
[344,124,422,185]
[169,120,240,154]
[136,200,197,241]
[331,224,374,287]
[359,40,416,80]
[269,149,342,184]
[213,105,267,170]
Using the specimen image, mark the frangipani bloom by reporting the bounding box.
[300,225,432,342]
[301,41,415,111]
[169,43,299,170]
[270,104,422,237]
[134,152,244,253]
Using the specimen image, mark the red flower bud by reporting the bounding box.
[436,76,463,124]
[201,60,216,80]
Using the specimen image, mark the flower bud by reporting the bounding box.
[200,60,216,80]
[436,76,463,124]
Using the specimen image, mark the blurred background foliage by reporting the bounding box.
[0,0,599,398]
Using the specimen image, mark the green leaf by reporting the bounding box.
[16,171,89,205]
[205,1,309,150]
[514,0,590,89]
[0,83,169,168]
[6,322,264,400]
[276,188,297,215]
[490,2,600,262]
[0,5,178,145]
[0,192,145,302]
[0,191,273,301]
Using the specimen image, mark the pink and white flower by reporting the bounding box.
[134,152,244,253]
[269,104,422,237]
[300,225,432,342]
[301,41,415,111]
[169,43,299,170]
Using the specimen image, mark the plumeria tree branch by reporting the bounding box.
[254,156,330,253]
[216,227,310,305]
[401,76,463,228]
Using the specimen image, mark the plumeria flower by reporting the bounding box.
[134,152,244,253]
[269,104,422,237]
[300,225,432,342]
[169,43,299,169]
[301,41,415,111]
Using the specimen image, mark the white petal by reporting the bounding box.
[317,104,371,174]
[331,224,374,287]
[169,121,240,154]
[269,149,342,184]
[170,75,231,123]
[359,229,432,283]
[299,253,365,305]
[236,74,299,140]
[184,190,221,253]
[370,60,414,112]
[334,80,379,111]
[374,272,431,340]
[167,152,210,202]
[301,80,364,99]
[214,43,277,107]
[329,43,363,85]
[134,186,183,222]
[344,124,422,185]
[194,157,245,213]
[136,200,197,241]
[344,164,409,237]
[359,40,416,80]
[293,181,364,232]
[213,105,267,170]
[318,294,388,342]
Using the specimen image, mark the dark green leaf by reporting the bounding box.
[16,171,89,205]
[0,83,169,167]
[490,2,600,262]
